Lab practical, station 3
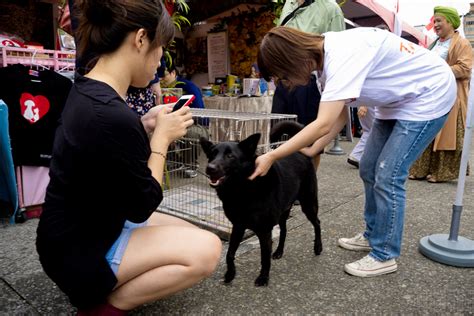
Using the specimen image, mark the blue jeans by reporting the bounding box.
[359,114,448,261]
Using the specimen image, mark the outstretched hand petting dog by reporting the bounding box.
[248,152,276,180]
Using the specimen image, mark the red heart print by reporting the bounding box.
[20,93,50,124]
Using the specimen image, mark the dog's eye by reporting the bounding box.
[226,153,234,159]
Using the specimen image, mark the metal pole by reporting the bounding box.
[327,107,352,155]
[448,88,474,240]
[418,74,474,267]
[326,134,345,155]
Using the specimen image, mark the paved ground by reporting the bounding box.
[1,137,473,315]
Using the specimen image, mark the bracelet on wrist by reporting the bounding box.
[151,150,167,160]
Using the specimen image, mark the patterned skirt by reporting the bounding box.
[409,110,469,182]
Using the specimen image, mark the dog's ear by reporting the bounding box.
[238,133,260,156]
[199,137,213,157]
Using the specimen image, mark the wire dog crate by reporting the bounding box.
[157,108,297,240]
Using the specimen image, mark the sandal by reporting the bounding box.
[427,176,443,183]
[408,174,425,180]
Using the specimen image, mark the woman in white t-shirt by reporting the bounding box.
[250,26,456,277]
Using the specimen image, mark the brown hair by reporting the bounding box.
[258,26,324,89]
[75,0,174,66]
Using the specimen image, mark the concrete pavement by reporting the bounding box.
[1,137,473,315]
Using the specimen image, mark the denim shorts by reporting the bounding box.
[105,220,147,275]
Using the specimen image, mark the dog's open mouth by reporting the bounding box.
[209,175,225,187]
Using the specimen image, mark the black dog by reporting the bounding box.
[200,121,322,286]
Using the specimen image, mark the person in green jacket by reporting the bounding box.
[271,0,345,169]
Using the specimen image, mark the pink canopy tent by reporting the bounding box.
[344,0,433,47]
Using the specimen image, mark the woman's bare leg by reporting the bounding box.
[146,211,197,228]
[107,214,222,310]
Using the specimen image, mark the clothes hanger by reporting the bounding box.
[28,50,48,82]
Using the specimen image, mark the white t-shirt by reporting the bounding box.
[432,38,451,60]
[320,28,456,121]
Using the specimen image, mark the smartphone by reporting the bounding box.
[172,94,195,112]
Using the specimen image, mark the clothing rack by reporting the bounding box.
[0,47,75,222]
[0,47,75,73]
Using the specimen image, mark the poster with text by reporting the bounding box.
[207,31,229,83]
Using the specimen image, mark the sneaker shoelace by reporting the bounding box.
[356,255,378,267]
[353,233,366,242]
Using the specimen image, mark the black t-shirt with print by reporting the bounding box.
[0,64,72,166]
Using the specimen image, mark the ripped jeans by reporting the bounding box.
[359,115,448,261]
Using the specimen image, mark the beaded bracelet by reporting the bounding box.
[151,151,167,160]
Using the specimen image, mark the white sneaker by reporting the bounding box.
[344,255,397,277]
[338,233,371,251]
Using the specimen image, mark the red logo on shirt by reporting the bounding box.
[20,93,50,123]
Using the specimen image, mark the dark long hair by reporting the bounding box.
[75,0,174,69]
[258,26,324,90]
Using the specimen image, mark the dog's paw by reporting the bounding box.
[254,275,269,287]
[224,270,235,284]
[222,279,233,286]
[272,250,283,259]
[314,243,323,256]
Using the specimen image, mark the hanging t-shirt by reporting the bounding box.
[320,28,456,121]
[0,64,72,166]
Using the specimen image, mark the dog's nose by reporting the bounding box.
[206,163,222,177]
[206,163,218,175]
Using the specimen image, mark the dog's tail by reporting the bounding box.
[270,120,304,143]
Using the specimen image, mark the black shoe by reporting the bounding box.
[347,157,359,169]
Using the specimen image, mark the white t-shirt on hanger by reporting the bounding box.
[320,27,456,121]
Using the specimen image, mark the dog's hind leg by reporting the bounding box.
[254,230,273,286]
[299,196,323,255]
[224,225,245,284]
[272,208,291,259]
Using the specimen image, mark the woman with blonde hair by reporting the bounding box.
[252,26,456,277]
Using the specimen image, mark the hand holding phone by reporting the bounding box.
[172,94,195,112]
